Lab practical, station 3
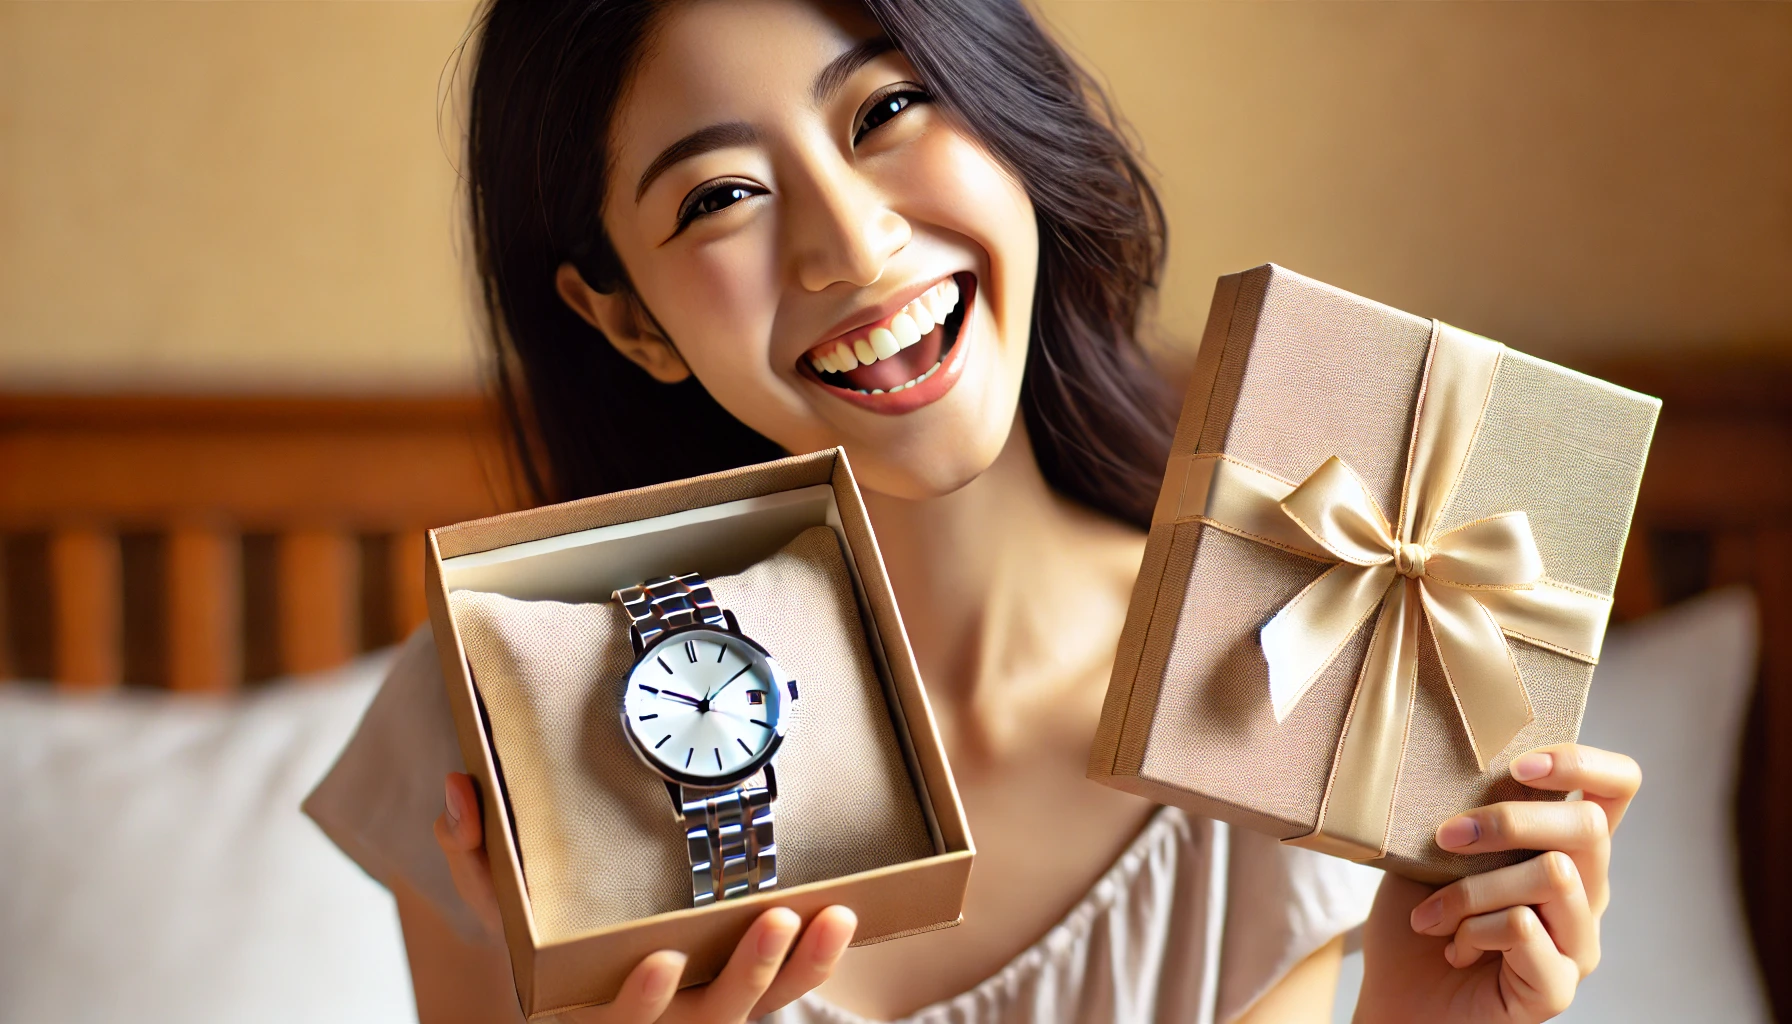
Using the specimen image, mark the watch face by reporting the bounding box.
[622,628,785,786]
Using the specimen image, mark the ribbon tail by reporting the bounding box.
[1261,562,1396,721]
[1479,580,1613,663]
[1287,576,1422,861]
[1419,584,1537,771]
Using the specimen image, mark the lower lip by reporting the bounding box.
[802,274,976,416]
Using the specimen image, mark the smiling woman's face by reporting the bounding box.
[590,0,1038,500]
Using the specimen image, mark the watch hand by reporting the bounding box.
[705,665,753,700]
[660,690,704,708]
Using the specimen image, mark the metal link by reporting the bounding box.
[615,572,725,646]
[680,784,777,905]
[623,572,775,906]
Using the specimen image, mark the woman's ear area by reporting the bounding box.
[554,262,692,384]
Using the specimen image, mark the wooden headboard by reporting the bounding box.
[2,372,1788,1013]
[0,394,518,690]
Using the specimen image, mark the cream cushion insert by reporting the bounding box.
[451,525,935,943]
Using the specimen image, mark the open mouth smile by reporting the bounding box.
[797,272,975,415]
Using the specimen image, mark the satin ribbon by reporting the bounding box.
[1153,322,1613,861]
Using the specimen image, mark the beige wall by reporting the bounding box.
[1,1,1787,393]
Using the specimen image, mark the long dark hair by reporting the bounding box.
[464,0,1174,527]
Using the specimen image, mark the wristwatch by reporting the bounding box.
[614,573,796,907]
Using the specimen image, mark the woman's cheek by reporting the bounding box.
[904,129,1037,339]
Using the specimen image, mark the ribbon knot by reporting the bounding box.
[1394,542,1427,578]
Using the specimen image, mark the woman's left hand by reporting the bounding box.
[1355,743,1641,1023]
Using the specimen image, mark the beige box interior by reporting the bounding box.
[425,449,973,1019]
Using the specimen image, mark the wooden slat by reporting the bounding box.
[0,538,10,681]
[0,394,515,530]
[277,529,358,676]
[390,529,429,643]
[49,527,121,689]
[1611,526,1658,622]
[166,525,241,691]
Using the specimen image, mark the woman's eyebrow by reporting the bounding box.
[635,121,759,203]
[632,36,895,205]
[811,36,895,105]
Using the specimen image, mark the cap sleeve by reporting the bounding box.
[302,626,487,941]
[1216,825,1382,1022]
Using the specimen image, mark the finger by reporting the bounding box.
[1448,907,1580,1020]
[695,907,802,1022]
[1509,744,1642,832]
[751,906,858,1017]
[1436,799,1612,914]
[567,951,687,1024]
[1410,852,1598,974]
[433,773,503,936]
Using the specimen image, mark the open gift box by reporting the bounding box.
[424,448,972,1018]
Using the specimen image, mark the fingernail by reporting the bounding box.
[1410,898,1443,933]
[1511,751,1553,782]
[758,909,799,959]
[1437,816,1480,850]
[1443,941,1457,965]
[444,778,464,830]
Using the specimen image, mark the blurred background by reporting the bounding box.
[1,1,1787,1022]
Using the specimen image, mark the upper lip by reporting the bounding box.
[808,273,958,355]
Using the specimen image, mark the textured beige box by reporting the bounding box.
[1090,265,1659,882]
[426,448,972,1018]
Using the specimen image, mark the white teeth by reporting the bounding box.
[911,302,935,335]
[868,326,900,360]
[833,341,859,371]
[890,312,919,348]
[871,388,884,395]
[809,277,964,375]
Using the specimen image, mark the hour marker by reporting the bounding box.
[685,640,698,663]
[736,738,753,755]
[654,735,670,749]
[685,748,694,768]
[639,684,660,694]
[715,644,726,663]
[657,657,673,674]
[713,747,723,770]
[638,714,658,721]
[750,719,773,729]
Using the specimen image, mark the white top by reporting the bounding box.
[304,629,1382,1024]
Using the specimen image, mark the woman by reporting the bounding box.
[307,0,1641,1020]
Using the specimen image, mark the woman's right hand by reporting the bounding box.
[434,772,858,1023]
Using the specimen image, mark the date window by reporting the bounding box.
[747,690,765,705]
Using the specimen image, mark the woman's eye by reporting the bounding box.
[676,180,765,229]
[854,87,931,145]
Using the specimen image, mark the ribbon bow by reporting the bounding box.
[1154,322,1614,861]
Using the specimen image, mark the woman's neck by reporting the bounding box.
[861,419,1146,762]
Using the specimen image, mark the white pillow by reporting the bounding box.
[1333,587,1769,1023]
[0,653,417,1024]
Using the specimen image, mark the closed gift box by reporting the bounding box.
[1089,264,1659,883]
[425,448,973,1018]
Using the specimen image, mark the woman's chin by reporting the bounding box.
[842,414,1018,503]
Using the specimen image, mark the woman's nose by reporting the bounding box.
[788,164,911,292]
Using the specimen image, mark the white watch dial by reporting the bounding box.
[623,628,784,783]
